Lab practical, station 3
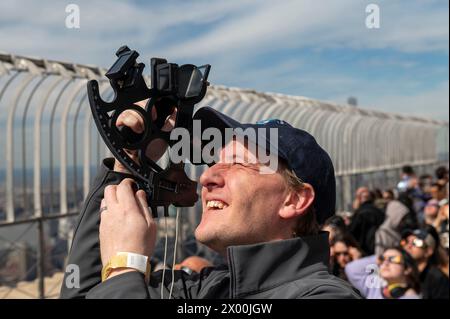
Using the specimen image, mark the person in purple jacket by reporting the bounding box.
[345,247,421,299]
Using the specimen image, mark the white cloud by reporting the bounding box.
[0,0,256,64]
[362,80,449,121]
[1,0,448,63]
[0,0,448,121]
[163,0,449,59]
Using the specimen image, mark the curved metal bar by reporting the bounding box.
[0,72,21,154]
[324,111,345,167]
[81,81,113,198]
[293,104,316,130]
[47,79,74,215]
[364,118,384,170]
[72,91,89,208]
[252,97,288,124]
[349,118,365,173]
[306,109,332,147]
[6,73,37,222]
[243,99,274,123]
[0,72,21,104]
[330,113,349,175]
[291,103,313,130]
[59,80,88,216]
[314,110,340,155]
[276,97,302,123]
[216,89,247,116]
[83,104,94,198]
[33,77,69,218]
[72,83,117,204]
[21,75,49,216]
[340,115,362,175]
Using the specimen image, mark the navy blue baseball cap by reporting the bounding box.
[193,106,336,224]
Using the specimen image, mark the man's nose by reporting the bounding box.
[200,165,225,190]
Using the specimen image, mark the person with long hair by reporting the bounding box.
[345,247,421,299]
[330,233,362,280]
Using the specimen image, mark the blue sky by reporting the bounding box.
[0,0,448,120]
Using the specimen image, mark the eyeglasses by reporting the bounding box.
[402,237,427,249]
[411,238,426,248]
[379,255,404,265]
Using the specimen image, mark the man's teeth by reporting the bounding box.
[206,200,228,209]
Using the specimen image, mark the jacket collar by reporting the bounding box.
[226,232,330,298]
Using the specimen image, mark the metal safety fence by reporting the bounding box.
[0,51,448,298]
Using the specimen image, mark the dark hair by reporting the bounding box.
[396,192,419,233]
[419,174,432,181]
[402,165,415,176]
[294,206,319,237]
[398,192,413,209]
[422,224,448,268]
[385,247,421,294]
[384,189,395,199]
[419,174,432,187]
[435,166,449,180]
[330,233,362,280]
[331,232,361,251]
[431,182,445,192]
[323,215,347,233]
[373,188,383,200]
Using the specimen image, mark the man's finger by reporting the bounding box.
[117,178,140,212]
[135,190,154,226]
[104,185,118,206]
[116,111,144,134]
[161,108,177,132]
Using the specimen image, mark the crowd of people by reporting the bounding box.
[150,165,449,299]
[59,100,448,299]
[324,165,449,299]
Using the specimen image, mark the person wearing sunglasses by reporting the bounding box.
[345,247,421,299]
[401,226,449,299]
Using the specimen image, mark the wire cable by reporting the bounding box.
[160,214,169,299]
[169,207,180,299]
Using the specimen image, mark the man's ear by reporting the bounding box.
[279,183,315,219]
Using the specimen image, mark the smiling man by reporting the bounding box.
[60,107,360,299]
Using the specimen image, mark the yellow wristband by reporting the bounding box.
[102,252,151,282]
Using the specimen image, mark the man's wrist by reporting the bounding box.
[102,252,151,283]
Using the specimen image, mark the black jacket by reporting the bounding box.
[420,264,449,299]
[349,201,385,255]
[60,159,361,299]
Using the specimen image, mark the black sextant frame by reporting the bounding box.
[87,45,211,217]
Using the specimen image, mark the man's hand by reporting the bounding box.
[100,178,157,279]
[113,99,177,173]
